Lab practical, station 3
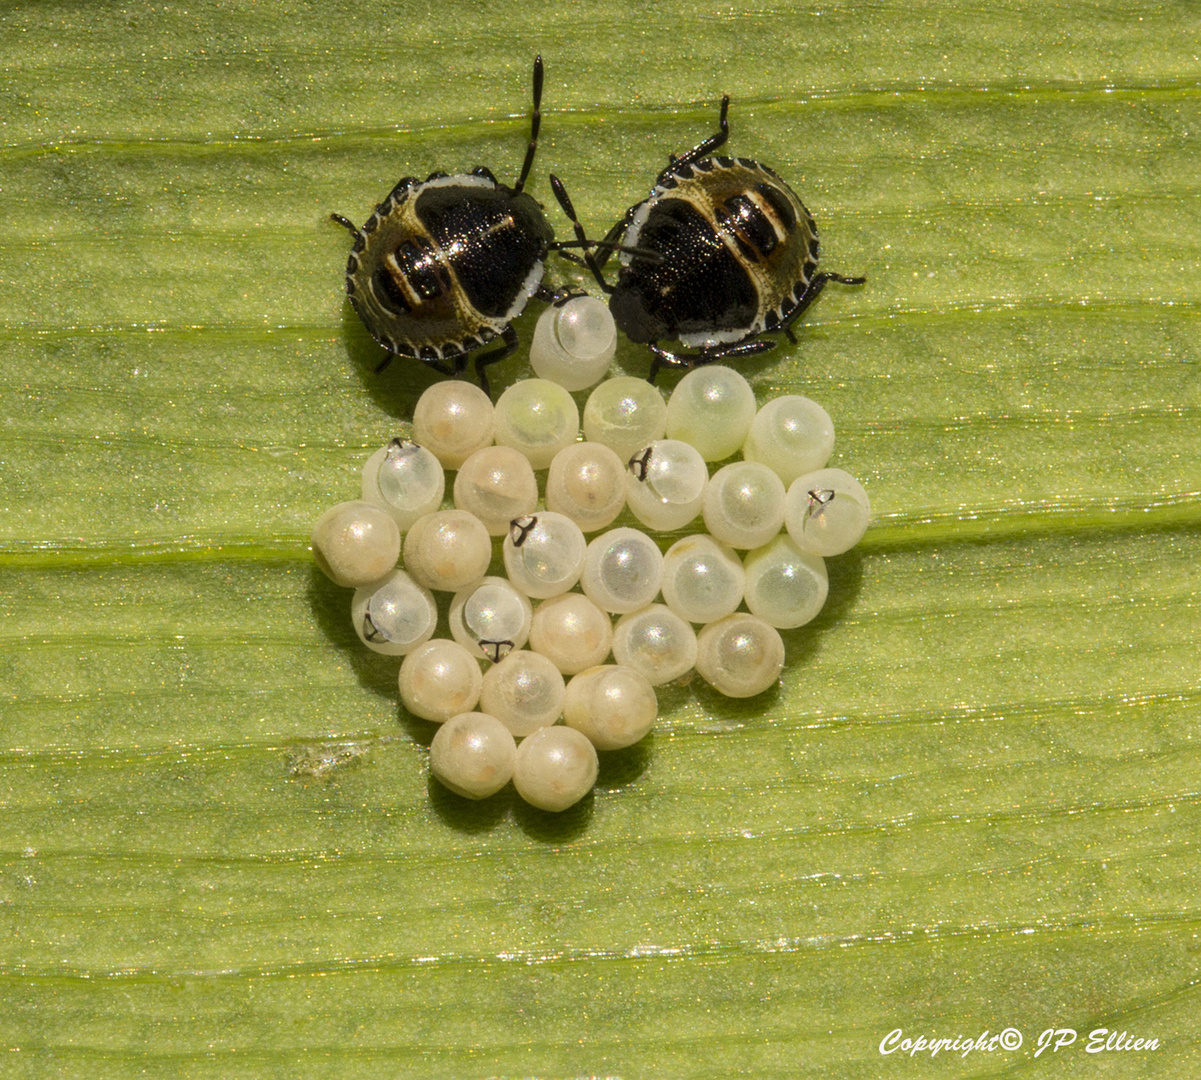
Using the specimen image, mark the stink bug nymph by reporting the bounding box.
[551,96,865,383]
[331,57,558,394]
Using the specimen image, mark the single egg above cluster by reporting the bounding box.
[529,295,618,390]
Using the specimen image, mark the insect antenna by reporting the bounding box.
[512,55,544,195]
[548,174,617,293]
[551,239,663,263]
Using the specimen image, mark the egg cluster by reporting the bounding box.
[312,307,869,812]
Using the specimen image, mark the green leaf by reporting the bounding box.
[2,1,1199,1077]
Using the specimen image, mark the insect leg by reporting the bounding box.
[646,336,774,384]
[657,95,730,183]
[471,324,520,397]
[779,271,867,336]
[531,282,589,308]
[552,249,590,268]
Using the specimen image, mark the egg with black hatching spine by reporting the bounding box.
[625,438,708,532]
[361,438,445,531]
[502,513,588,600]
[351,569,438,656]
[448,577,534,663]
[783,468,871,557]
[530,295,617,390]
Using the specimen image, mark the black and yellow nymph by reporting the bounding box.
[552,96,866,383]
[331,57,556,395]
